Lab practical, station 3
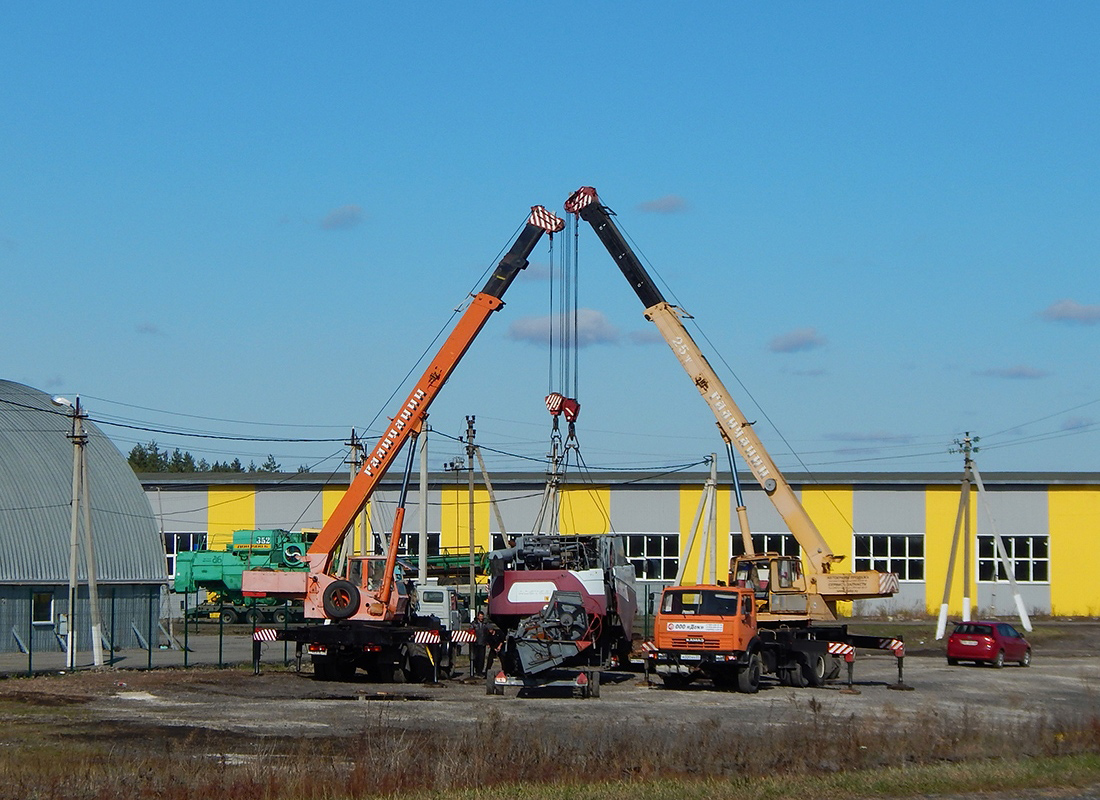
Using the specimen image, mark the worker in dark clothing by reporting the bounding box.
[484,623,504,676]
[471,611,489,677]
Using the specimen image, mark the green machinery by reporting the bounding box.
[175,530,492,624]
[174,529,310,624]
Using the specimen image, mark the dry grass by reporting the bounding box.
[0,698,1097,800]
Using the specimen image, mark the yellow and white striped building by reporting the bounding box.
[144,470,1100,618]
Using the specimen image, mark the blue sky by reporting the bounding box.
[2,3,1098,479]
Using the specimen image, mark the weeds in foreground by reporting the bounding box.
[0,703,1097,800]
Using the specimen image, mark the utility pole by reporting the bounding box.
[937,433,978,640]
[465,416,477,619]
[56,396,104,668]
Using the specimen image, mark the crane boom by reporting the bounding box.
[243,205,565,621]
[564,186,840,575]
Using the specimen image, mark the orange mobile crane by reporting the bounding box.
[242,205,564,680]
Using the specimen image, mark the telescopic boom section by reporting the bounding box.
[306,206,565,574]
[564,187,841,575]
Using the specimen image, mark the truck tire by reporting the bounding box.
[218,607,239,625]
[803,654,827,687]
[244,608,264,625]
[313,657,334,681]
[736,654,761,694]
[322,580,361,620]
[402,643,434,683]
[787,660,809,688]
[660,673,690,689]
[272,608,289,624]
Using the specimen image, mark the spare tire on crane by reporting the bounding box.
[322,580,361,619]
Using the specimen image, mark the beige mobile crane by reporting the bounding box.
[241,205,565,680]
[565,187,899,624]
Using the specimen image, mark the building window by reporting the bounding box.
[624,533,679,581]
[977,535,1049,583]
[163,532,208,580]
[372,531,441,558]
[853,533,924,581]
[730,532,801,558]
[32,591,54,625]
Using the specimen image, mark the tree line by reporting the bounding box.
[127,441,309,473]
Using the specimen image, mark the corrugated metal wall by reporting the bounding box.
[1,583,163,654]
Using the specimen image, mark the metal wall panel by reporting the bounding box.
[975,489,1049,535]
[0,583,163,654]
[146,487,208,533]
[977,583,1050,616]
[256,489,324,531]
[611,487,678,532]
[854,488,926,533]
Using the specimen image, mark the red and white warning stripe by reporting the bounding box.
[564,187,598,213]
[827,642,855,657]
[413,630,441,644]
[641,640,658,653]
[546,392,565,415]
[450,629,476,644]
[880,639,905,658]
[253,628,278,642]
[879,573,900,595]
[528,206,565,233]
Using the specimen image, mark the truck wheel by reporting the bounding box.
[218,607,238,625]
[788,661,809,688]
[244,608,264,625]
[272,608,289,624]
[736,654,761,694]
[322,580,361,620]
[660,673,689,689]
[402,643,434,683]
[312,658,334,681]
[803,654,826,687]
[615,639,632,668]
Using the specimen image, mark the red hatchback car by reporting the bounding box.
[946,621,1031,667]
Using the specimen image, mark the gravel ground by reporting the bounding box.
[2,646,1097,739]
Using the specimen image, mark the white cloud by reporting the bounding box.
[507,309,620,346]
[518,261,551,282]
[320,204,364,231]
[627,328,664,345]
[1038,299,1100,324]
[638,195,688,214]
[768,327,826,353]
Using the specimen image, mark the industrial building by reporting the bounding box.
[0,381,167,655]
[143,464,1100,619]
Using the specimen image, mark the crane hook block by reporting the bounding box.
[545,393,581,423]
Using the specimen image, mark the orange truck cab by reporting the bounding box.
[649,585,763,692]
[648,584,848,692]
